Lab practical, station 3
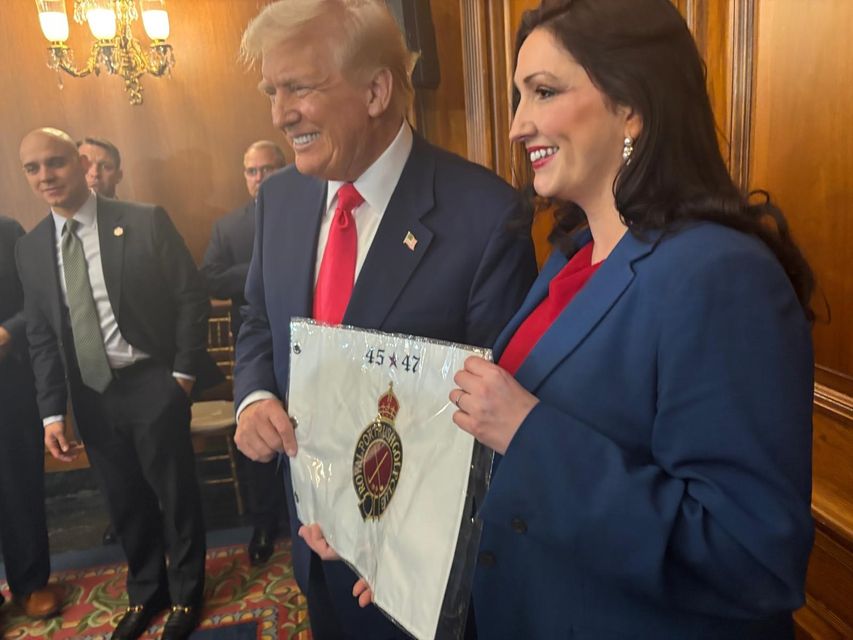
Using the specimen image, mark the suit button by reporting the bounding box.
[511,517,527,534]
[478,551,496,568]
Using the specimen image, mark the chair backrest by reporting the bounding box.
[204,300,235,399]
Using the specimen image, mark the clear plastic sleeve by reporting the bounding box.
[287,319,492,639]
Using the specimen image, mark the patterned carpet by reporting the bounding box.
[0,539,311,639]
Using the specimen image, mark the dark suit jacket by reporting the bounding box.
[234,133,537,590]
[15,196,222,419]
[473,223,814,639]
[0,217,33,384]
[200,200,254,335]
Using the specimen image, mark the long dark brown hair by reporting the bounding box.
[515,0,815,319]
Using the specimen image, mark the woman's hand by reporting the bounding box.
[450,356,539,455]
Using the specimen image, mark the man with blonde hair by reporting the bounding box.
[233,1,536,637]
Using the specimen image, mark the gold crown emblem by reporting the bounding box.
[377,383,399,423]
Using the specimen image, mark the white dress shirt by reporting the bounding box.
[237,122,414,420]
[44,192,191,427]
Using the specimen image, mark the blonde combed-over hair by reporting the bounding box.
[241,0,417,117]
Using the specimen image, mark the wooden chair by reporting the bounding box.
[191,305,244,515]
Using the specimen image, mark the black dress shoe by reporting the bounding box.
[111,602,166,640]
[161,604,202,640]
[102,524,118,546]
[247,526,277,566]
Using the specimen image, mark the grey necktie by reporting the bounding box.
[61,219,113,392]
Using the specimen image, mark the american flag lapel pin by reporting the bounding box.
[403,231,417,251]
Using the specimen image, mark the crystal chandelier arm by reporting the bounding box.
[46,43,98,78]
[143,43,174,76]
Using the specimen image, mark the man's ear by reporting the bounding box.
[78,154,91,173]
[366,67,393,118]
[115,168,124,185]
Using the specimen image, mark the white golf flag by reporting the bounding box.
[288,320,490,639]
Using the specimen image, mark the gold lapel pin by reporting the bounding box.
[113,226,124,237]
[403,231,417,251]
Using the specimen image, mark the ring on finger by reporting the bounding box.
[453,390,465,409]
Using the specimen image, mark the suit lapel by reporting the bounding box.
[492,247,570,357]
[513,229,659,393]
[96,196,125,322]
[36,216,64,335]
[281,177,326,317]
[343,135,435,329]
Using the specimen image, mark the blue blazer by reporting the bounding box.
[473,223,813,639]
[234,134,537,595]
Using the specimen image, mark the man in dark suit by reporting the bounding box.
[77,137,123,199]
[0,216,61,620]
[233,2,537,638]
[201,140,287,566]
[77,135,125,548]
[16,128,222,640]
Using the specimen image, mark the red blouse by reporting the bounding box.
[499,243,601,376]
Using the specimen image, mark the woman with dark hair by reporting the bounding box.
[448,0,815,637]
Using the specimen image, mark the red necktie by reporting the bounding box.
[313,183,364,324]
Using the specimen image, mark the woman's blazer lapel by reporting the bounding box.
[500,229,660,394]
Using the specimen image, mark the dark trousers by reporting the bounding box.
[306,553,411,640]
[0,365,50,597]
[241,454,286,531]
[70,360,206,607]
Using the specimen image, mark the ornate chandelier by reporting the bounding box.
[35,0,175,105]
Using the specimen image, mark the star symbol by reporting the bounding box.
[388,353,398,368]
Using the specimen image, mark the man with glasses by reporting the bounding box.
[201,140,287,566]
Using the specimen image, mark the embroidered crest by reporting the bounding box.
[353,383,403,521]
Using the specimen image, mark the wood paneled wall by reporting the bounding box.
[0,0,468,261]
[747,2,853,636]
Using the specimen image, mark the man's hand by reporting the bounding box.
[174,376,194,397]
[298,523,340,561]
[0,326,12,363]
[44,421,82,462]
[299,524,374,607]
[235,397,297,462]
[352,578,374,608]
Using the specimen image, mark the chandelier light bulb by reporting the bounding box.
[142,9,170,40]
[36,0,69,42]
[86,7,117,40]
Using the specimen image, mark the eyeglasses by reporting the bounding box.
[244,164,278,178]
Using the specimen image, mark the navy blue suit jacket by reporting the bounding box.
[234,134,537,592]
[200,201,254,335]
[473,223,814,639]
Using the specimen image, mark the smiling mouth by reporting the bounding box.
[528,147,558,164]
[291,132,320,147]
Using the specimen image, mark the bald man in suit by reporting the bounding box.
[16,128,222,640]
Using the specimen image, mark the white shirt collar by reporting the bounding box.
[325,121,414,215]
[51,190,98,236]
